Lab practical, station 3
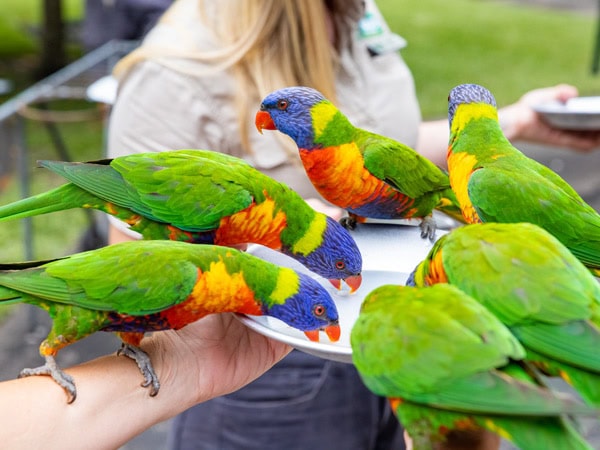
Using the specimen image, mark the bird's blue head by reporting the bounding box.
[255,86,327,149]
[448,84,497,126]
[404,266,418,287]
[283,216,363,293]
[265,272,340,342]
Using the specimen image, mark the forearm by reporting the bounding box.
[416,119,449,168]
[0,337,196,450]
[0,315,291,449]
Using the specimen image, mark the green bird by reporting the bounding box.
[255,86,464,240]
[0,240,341,403]
[407,222,600,407]
[351,283,597,450]
[0,149,362,291]
[447,83,600,277]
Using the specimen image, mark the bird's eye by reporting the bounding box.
[335,260,345,270]
[313,304,326,317]
[277,100,288,110]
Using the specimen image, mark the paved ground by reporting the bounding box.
[1,2,599,449]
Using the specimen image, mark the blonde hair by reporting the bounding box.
[114,0,362,154]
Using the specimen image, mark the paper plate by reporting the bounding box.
[237,221,449,364]
[534,96,600,130]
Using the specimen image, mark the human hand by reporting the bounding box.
[498,84,600,152]
[143,313,292,409]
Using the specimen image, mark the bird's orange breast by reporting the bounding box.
[447,151,481,224]
[215,195,287,249]
[163,264,262,329]
[300,144,412,215]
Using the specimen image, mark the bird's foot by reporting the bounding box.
[19,355,77,403]
[118,343,160,396]
[339,216,357,230]
[419,216,437,241]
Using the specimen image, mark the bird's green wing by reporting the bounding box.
[351,284,595,417]
[512,321,600,372]
[351,284,523,399]
[358,133,451,199]
[41,150,256,232]
[468,160,600,267]
[0,241,201,314]
[440,223,595,326]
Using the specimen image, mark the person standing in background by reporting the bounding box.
[106,1,600,449]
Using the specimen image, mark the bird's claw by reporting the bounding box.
[19,355,77,403]
[420,216,437,241]
[339,216,357,230]
[118,343,160,396]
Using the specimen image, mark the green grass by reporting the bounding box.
[378,0,598,118]
[0,0,85,87]
[0,111,104,263]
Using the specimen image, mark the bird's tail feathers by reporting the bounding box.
[527,349,600,408]
[0,184,98,221]
[486,415,594,450]
[0,286,24,305]
[396,399,594,450]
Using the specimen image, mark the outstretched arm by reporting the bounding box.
[0,314,291,449]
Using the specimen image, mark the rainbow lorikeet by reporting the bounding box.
[255,86,464,241]
[0,240,340,403]
[407,222,600,408]
[447,83,600,277]
[0,149,362,292]
[351,283,597,450]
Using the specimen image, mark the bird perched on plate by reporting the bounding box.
[407,222,600,407]
[255,86,464,240]
[351,283,597,450]
[447,83,600,277]
[0,240,340,403]
[0,149,362,292]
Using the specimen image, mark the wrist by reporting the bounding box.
[498,104,525,142]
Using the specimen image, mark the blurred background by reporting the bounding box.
[0,1,598,448]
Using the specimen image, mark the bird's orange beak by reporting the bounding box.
[345,274,362,293]
[325,323,341,342]
[255,110,276,134]
[303,323,341,343]
[328,279,342,290]
[328,274,362,293]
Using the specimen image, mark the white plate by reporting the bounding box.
[534,96,600,130]
[237,222,448,364]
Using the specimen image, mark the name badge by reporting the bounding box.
[358,0,407,55]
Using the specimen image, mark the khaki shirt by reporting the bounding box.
[107,0,421,200]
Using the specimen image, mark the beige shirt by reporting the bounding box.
[107,0,421,200]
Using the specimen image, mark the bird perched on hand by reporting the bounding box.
[0,240,340,403]
[447,83,600,276]
[351,283,597,450]
[255,86,464,240]
[407,222,600,407]
[0,149,362,292]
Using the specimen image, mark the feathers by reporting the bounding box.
[410,222,600,408]
[256,86,465,240]
[447,83,600,272]
[0,149,362,288]
[1,240,340,401]
[351,284,597,450]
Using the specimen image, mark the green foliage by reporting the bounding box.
[0,0,83,56]
[378,0,598,118]
[0,113,104,263]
